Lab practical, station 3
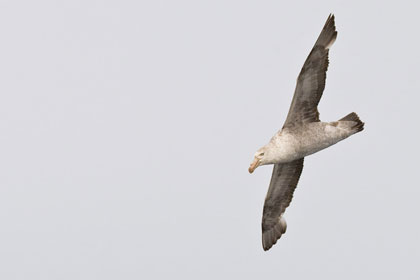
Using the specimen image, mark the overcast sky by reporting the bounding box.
[0,0,419,279]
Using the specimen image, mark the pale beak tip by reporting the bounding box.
[248,159,259,174]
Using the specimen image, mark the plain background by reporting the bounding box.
[0,0,419,279]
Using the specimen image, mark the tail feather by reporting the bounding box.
[339,112,364,132]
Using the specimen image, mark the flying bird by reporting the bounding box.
[248,14,364,251]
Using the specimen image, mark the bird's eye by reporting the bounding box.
[259,152,264,156]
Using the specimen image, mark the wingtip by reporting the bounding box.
[325,13,336,31]
[315,13,337,49]
[262,216,287,251]
[327,13,335,23]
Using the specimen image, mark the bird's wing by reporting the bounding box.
[283,14,337,128]
[262,158,304,251]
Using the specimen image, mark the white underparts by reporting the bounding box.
[265,121,358,164]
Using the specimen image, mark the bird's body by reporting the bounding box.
[266,117,363,164]
[248,15,364,251]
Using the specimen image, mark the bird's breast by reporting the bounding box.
[286,122,350,158]
[269,131,302,163]
[271,123,349,163]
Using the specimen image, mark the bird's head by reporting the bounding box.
[248,146,269,173]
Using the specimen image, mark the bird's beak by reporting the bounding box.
[248,158,260,174]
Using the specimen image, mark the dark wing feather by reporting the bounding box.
[262,158,304,251]
[283,14,337,128]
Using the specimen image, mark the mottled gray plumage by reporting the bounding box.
[249,14,364,251]
[262,158,304,250]
[283,14,337,127]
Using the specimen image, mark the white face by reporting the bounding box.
[248,147,267,173]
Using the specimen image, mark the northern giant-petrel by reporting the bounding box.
[248,14,364,251]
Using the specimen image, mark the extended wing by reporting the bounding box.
[283,14,337,128]
[262,158,304,251]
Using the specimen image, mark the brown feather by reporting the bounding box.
[283,14,337,128]
[262,158,304,251]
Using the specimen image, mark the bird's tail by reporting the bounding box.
[315,14,337,50]
[339,112,364,133]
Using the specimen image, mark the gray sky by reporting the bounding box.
[0,0,419,279]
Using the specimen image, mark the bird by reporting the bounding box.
[248,14,364,251]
